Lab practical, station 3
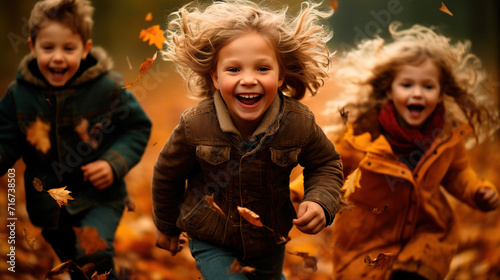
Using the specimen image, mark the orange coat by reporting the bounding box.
[331,123,498,280]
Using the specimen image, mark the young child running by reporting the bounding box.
[329,23,499,280]
[152,0,343,279]
[0,0,151,278]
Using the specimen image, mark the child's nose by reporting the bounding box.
[412,87,423,97]
[52,50,64,62]
[240,72,257,85]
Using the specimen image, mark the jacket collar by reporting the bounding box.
[17,46,113,89]
[214,90,281,141]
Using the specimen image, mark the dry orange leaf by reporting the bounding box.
[92,270,111,280]
[288,251,318,271]
[277,235,291,245]
[342,167,362,199]
[33,177,44,192]
[229,259,256,274]
[364,252,396,269]
[439,2,453,16]
[23,228,37,250]
[75,118,90,143]
[145,12,153,21]
[206,194,227,218]
[44,260,73,279]
[139,25,164,50]
[74,226,109,255]
[47,186,75,207]
[237,206,263,227]
[329,0,338,10]
[26,117,51,154]
[123,52,158,89]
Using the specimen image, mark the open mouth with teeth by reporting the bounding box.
[408,105,425,113]
[49,68,68,76]
[236,94,263,106]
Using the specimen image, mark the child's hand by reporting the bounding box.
[293,201,326,234]
[155,228,186,256]
[81,160,114,190]
[474,187,500,212]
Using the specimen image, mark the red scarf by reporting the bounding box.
[378,102,445,167]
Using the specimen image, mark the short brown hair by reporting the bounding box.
[29,0,94,43]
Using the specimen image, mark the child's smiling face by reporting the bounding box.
[28,20,92,87]
[211,32,283,129]
[387,59,443,128]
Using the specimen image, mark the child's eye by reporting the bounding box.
[257,66,270,72]
[424,85,435,90]
[65,47,75,51]
[227,67,239,72]
[42,46,53,50]
[402,83,412,88]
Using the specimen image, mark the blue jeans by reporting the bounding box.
[189,239,287,280]
[42,203,124,279]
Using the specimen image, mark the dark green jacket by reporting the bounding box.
[152,91,343,258]
[0,47,151,229]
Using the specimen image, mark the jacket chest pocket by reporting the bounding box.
[196,145,231,165]
[270,147,301,167]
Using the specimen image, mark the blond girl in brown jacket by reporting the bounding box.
[327,23,499,280]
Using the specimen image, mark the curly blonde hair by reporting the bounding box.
[29,0,94,43]
[331,22,497,140]
[162,0,333,100]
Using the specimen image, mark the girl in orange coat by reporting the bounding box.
[329,23,499,280]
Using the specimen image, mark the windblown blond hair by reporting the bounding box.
[29,0,94,43]
[330,22,497,141]
[162,0,333,100]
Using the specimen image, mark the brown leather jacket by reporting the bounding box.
[331,123,498,280]
[152,92,343,257]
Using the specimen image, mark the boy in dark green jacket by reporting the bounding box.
[0,0,151,278]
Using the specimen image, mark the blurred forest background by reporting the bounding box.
[0,0,499,279]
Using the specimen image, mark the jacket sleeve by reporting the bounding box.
[99,88,151,179]
[152,114,197,236]
[441,140,498,208]
[299,117,344,226]
[0,88,23,175]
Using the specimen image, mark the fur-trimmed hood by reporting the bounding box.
[17,46,113,88]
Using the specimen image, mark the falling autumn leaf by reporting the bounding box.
[329,0,338,10]
[339,106,349,128]
[364,252,396,269]
[47,186,75,207]
[439,2,453,16]
[33,177,44,192]
[81,263,96,277]
[229,259,256,274]
[287,251,318,272]
[206,194,227,218]
[23,228,37,250]
[139,25,165,50]
[26,117,51,154]
[74,226,109,255]
[123,52,158,89]
[44,260,73,279]
[277,235,291,245]
[92,270,111,280]
[145,12,153,21]
[342,167,362,199]
[75,118,90,143]
[237,206,263,227]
